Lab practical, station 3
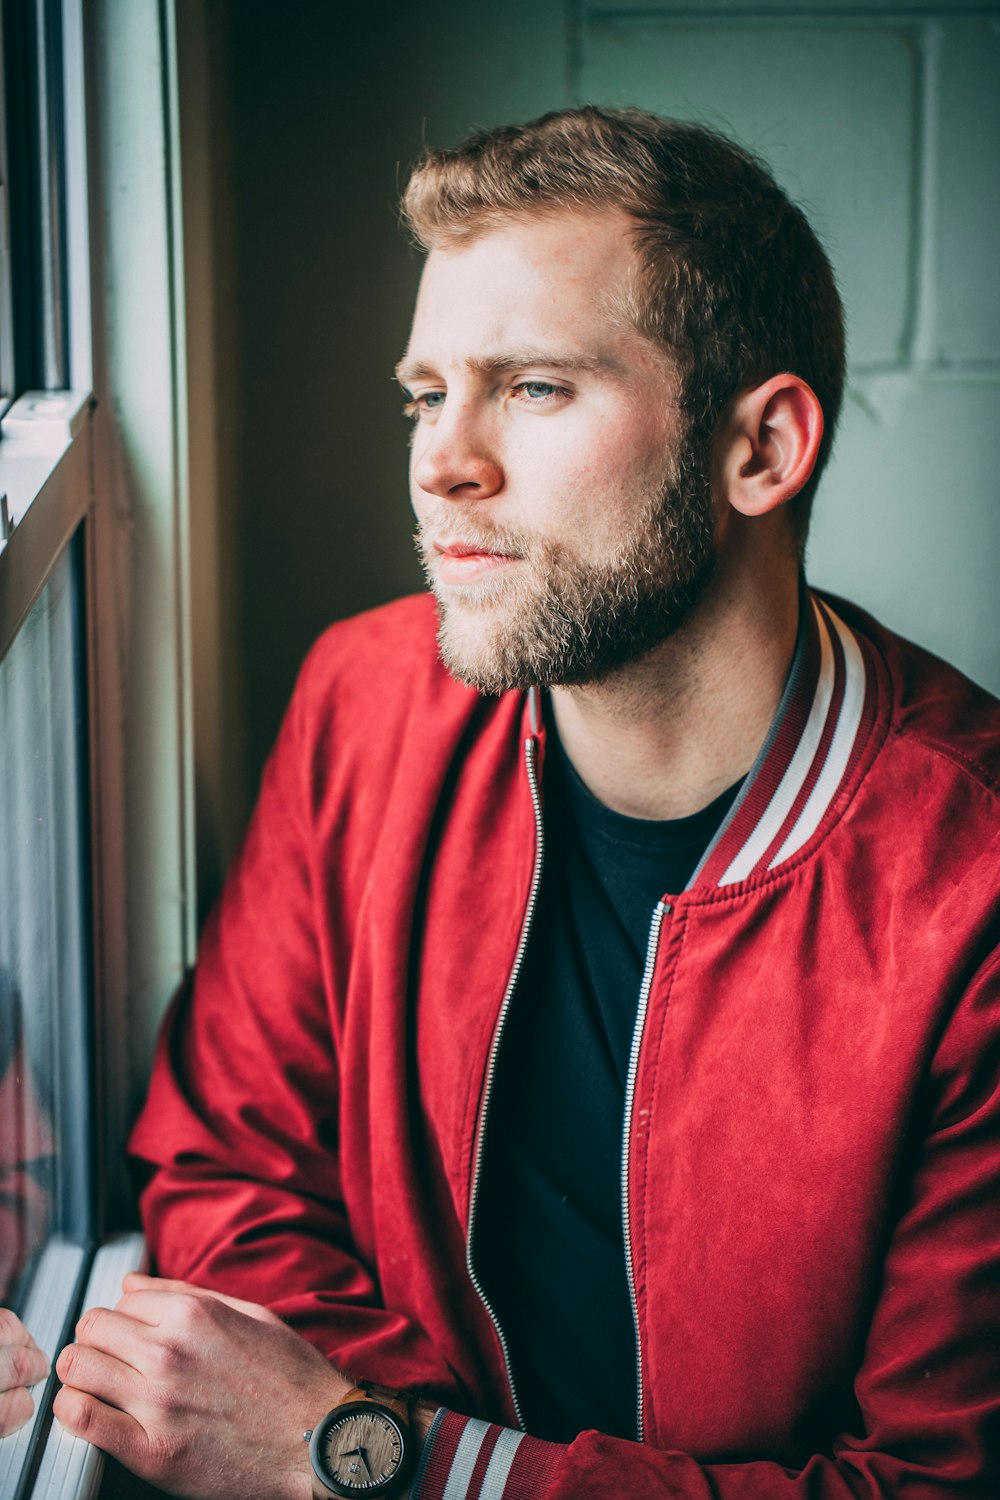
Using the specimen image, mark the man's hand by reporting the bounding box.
[0,1307,50,1436]
[53,1273,352,1499]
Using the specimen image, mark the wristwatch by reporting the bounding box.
[306,1381,414,1498]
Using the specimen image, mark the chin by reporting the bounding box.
[434,611,521,695]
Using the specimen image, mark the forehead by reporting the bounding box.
[403,209,645,371]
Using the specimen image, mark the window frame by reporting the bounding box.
[0,17,98,1480]
[1,0,199,1493]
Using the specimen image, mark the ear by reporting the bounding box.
[716,374,824,518]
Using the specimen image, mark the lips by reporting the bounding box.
[432,539,523,584]
[435,541,521,561]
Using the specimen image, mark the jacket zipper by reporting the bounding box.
[465,734,544,1431]
[622,898,668,1442]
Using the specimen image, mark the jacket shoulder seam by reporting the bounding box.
[888,720,1000,804]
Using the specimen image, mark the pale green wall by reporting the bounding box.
[580,3,1000,699]
[205,0,999,865]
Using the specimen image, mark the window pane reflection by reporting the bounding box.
[0,531,92,1309]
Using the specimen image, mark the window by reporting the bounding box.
[0,535,92,1316]
[0,0,183,1494]
[0,3,97,1493]
[0,540,94,1500]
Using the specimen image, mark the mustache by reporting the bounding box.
[415,516,531,561]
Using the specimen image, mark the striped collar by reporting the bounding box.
[689,589,876,889]
[526,587,878,893]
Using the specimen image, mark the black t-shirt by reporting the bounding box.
[475,726,742,1442]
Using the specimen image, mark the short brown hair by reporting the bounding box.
[402,106,846,546]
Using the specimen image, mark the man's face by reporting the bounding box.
[398,209,715,694]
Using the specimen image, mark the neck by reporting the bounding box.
[549,556,801,821]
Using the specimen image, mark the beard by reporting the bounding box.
[415,435,716,696]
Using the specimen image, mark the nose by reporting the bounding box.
[410,403,503,502]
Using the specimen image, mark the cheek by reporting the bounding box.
[510,423,621,502]
[547,427,668,534]
[542,406,669,488]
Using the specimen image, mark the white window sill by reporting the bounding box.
[0,1234,147,1500]
[0,1238,87,1499]
[28,1233,147,1500]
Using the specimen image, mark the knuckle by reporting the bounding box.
[146,1426,188,1480]
[149,1334,186,1381]
[57,1343,80,1384]
[75,1307,100,1340]
[72,1394,96,1438]
[8,1345,34,1385]
[2,1345,27,1387]
[172,1292,209,1333]
[0,1308,21,1341]
[55,1386,95,1438]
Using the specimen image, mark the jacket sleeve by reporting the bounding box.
[128,648,472,1409]
[410,950,1000,1500]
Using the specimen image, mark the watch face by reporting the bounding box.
[311,1402,408,1496]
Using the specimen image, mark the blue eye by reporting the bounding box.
[403,390,445,420]
[510,380,571,409]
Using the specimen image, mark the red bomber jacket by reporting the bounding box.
[130,589,1000,1499]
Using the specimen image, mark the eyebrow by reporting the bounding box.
[393,350,615,387]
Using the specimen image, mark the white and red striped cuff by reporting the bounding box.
[410,1410,563,1500]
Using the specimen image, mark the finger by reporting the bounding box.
[0,1307,42,1350]
[55,1342,142,1413]
[91,1289,238,1375]
[0,1384,35,1438]
[64,1307,152,1374]
[0,1341,51,1391]
[53,1386,151,1472]
[120,1275,281,1325]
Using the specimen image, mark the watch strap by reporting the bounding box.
[349,1380,411,1427]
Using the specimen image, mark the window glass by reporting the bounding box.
[0,529,92,1312]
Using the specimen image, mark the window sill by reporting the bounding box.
[0,1238,87,1500]
[28,1233,146,1500]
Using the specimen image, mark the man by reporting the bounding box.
[3,107,998,1497]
